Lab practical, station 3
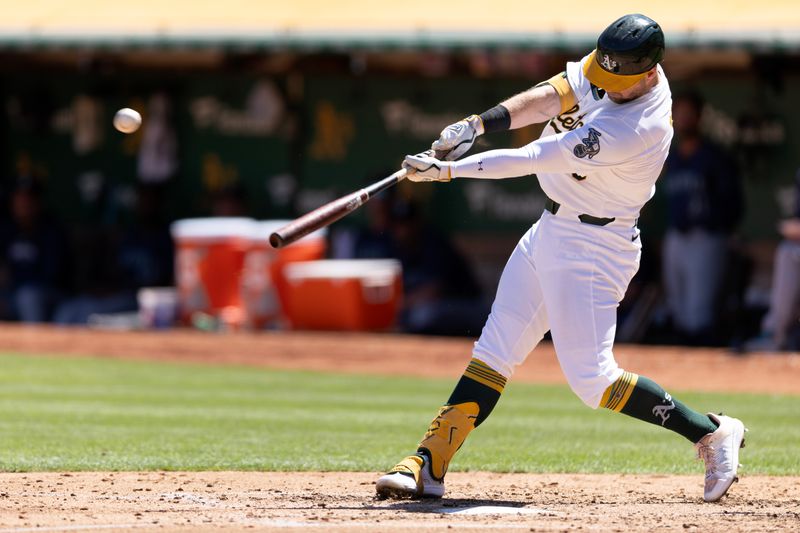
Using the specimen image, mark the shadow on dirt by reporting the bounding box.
[377,498,531,513]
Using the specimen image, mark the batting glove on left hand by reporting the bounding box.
[403,150,453,182]
[431,115,484,161]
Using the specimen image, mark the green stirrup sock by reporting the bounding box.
[601,372,719,443]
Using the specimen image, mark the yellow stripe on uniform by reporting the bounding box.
[466,365,505,388]
[464,359,507,390]
[607,372,638,411]
[601,371,639,412]
[544,71,578,115]
[463,358,507,393]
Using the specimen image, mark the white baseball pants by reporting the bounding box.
[473,211,642,408]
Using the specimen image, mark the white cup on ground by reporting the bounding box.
[138,287,178,329]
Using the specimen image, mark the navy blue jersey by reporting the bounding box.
[0,218,69,289]
[661,141,743,233]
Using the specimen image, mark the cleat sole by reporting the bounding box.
[375,472,423,500]
[376,487,419,500]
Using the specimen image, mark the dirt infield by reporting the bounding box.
[1,472,798,532]
[1,325,799,532]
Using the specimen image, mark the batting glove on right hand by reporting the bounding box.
[403,150,453,182]
[431,115,484,161]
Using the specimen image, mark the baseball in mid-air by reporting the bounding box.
[113,108,142,134]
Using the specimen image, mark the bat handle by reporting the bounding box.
[364,167,407,197]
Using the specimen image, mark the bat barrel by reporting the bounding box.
[269,231,286,248]
[269,190,366,249]
[268,168,408,249]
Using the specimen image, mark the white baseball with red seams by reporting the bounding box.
[451,53,674,408]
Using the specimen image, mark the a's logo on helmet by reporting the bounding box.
[600,54,618,72]
[573,127,602,159]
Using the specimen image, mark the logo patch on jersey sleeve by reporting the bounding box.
[573,127,602,159]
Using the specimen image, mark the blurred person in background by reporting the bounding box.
[137,93,179,185]
[115,184,174,291]
[329,171,398,260]
[338,190,488,336]
[384,199,487,336]
[53,184,173,325]
[351,192,395,260]
[209,183,248,218]
[0,177,69,322]
[749,170,800,351]
[660,92,743,345]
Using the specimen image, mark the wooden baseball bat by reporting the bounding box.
[269,168,408,249]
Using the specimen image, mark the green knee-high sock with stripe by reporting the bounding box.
[446,358,506,426]
[602,371,718,443]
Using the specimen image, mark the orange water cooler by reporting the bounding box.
[283,259,402,331]
[172,218,328,329]
[245,221,327,328]
[171,218,255,328]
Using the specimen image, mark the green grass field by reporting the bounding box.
[0,353,796,474]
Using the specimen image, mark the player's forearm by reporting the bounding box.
[432,77,565,160]
[450,147,536,180]
[448,132,586,180]
[406,124,587,182]
[478,84,562,135]
[500,84,562,129]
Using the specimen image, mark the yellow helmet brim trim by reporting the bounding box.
[583,50,648,93]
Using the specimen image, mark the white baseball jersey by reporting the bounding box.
[452,53,673,221]
[456,54,674,409]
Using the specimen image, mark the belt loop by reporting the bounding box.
[544,197,560,215]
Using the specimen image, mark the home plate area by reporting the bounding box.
[0,471,796,532]
[436,505,556,515]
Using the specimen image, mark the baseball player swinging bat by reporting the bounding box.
[374,13,748,505]
[268,150,450,249]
